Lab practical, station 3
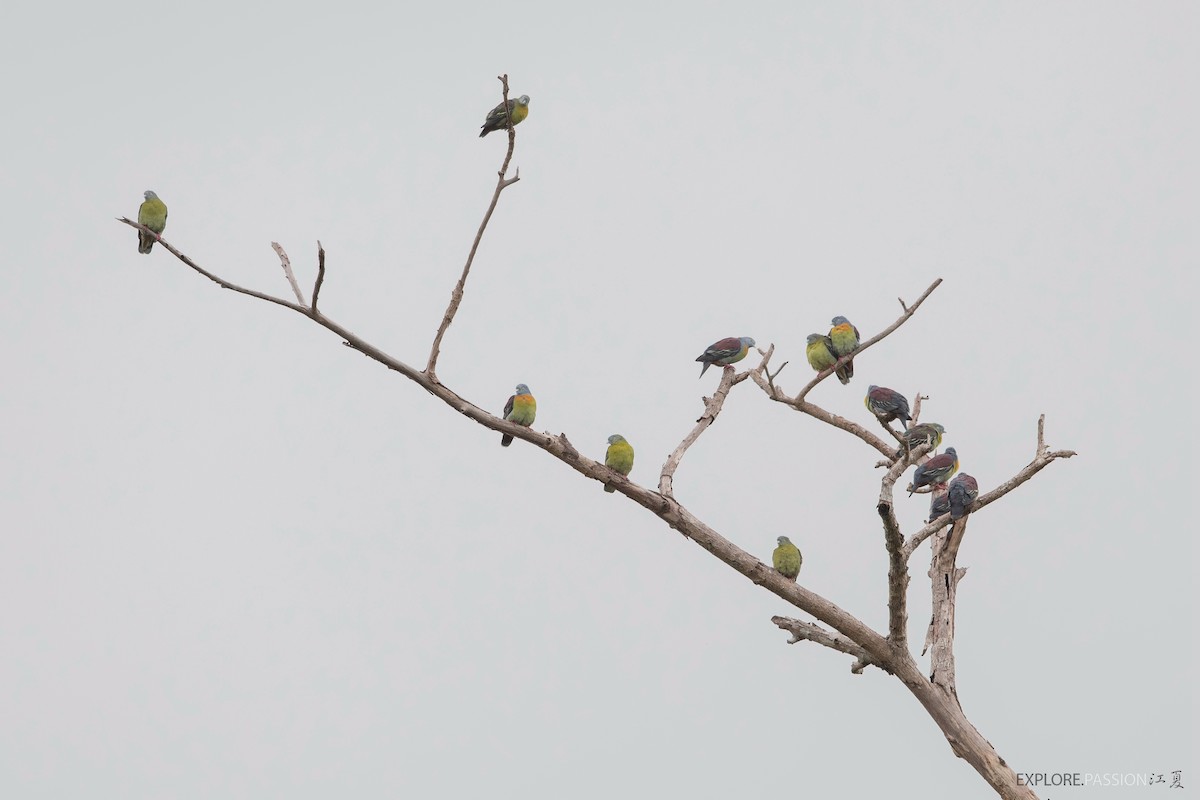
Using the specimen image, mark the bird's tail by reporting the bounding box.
[501,434,513,447]
[835,358,853,384]
[138,231,154,254]
[697,361,710,378]
[604,483,615,493]
[900,416,911,430]
[479,128,489,138]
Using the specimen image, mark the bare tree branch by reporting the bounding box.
[114,222,899,673]
[771,616,880,673]
[749,365,898,459]
[311,241,326,314]
[119,146,1068,798]
[903,416,1076,559]
[791,278,942,403]
[909,392,929,427]
[118,220,306,315]
[876,442,931,647]
[745,285,942,460]
[425,74,521,381]
[272,242,306,305]
[658,364,752,498]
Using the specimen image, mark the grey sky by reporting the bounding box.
[0,2,1194,797]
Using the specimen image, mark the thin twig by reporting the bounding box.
[118,220,306,314]
[312,241,326,314]
[425,74,522,380]
[910,393,929,427]
[272,242,306,305]
[658,364,749,498]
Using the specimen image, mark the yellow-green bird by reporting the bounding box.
[604,434,635,492]
[772,536,802,581]
[479,95,530,137]
[501,383,536,447]
[137,190,167,254]
[805,334,838,374]
[828,315,860,384]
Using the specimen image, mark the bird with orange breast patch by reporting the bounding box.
[828,315,860,384]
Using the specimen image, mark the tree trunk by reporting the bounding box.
[892,655,1038,799]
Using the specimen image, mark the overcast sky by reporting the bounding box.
[0,2,1194,797]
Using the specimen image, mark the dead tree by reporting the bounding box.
[118,75,1074,800]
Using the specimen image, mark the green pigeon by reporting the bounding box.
[480,95,530,137]
[501,383,536,446]
[696,336,756,378]
[137,190,168,254]
[865,385,912,429]
[805,334,838,375]
[948,474,979,520]
[910,447,959,496]
[828,315,860,384]
[604,434,635,492]
[772,536,803,581]
[903,423,945,454]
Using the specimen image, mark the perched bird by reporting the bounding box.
[927,488,951,523]
[910,447,959,496]
[604,434,635,492]
[480,95,531,137]
[500,383,536,446]
[903,422,945,454]
[772,536,803,581]
[864,385,912,429]
[695,336,756,378]
[828,315,860,384]
[137,190,168,254]
[805,334,838,375]
[948,474,979,520]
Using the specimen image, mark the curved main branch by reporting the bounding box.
[119,204,1063,800]
[113,221,896,672]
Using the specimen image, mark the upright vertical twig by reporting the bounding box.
[272,242,306,305]
[311,241,326,314]
[426,74,522,381]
